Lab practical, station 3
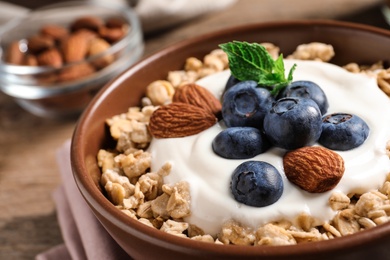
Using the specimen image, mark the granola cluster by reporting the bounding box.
[97,42,390,245]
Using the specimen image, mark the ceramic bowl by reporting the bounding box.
[71,20,390,259]
[0,1,143,118]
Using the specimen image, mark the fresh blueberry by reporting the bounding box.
[222,80,274,129]
[224,74,241,93]
[263,97,322,150]
[319,113,370,151]
[212,127,270,159]
[279,80,329,115]
[230,161,283,207]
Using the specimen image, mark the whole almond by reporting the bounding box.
[173,83,222,117]
[57,63,95,82]
[62,33,90,63]
[5,41,24,65]
[37,48,63,68]
[40,24,69,42]
[71,16,104,32]
[106,17,127,28]
[98,26,126,43]
[27,35,55,53]
[149,102,217,138]
[23,54,38,66]
[283,146,345,193]
[88,38,114,69]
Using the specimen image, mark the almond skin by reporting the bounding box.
[173,83,222,117]
[57,63,95,82]
[98,26,126,43]
[5,41,24,65]
[37,48,63,67]
[70,16,104,32]
[283,146,345,193]
[62,33,90,63]
[27,35,55,53]
[88,38,114,69]
[149,102,217,138]
[40,24,69,42]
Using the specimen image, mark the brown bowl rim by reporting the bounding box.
[71,19,390,257]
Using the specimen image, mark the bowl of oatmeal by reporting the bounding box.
[0,1,143,118]
[71,20,390,259]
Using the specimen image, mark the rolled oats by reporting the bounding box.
[332,209,360,236]
[256,223,296,246]
[123,182,145,209]
[322,222,341,238]
[203,54,225,72]
[287,228,324,243]
[329,191,350,211]
[209,49,229,69]
[97,149,116,173]
[294,212,321,232]
[160,219,189,238]
[287,42,335,62]
[357,217,377,229]
[165,181,191,219]
[115,150,151,179]
[261,42,280,60]
[167,70,198,88]
[146,80,175,106]
[354,191,386,217]
[190,235,215,243]
[138,217,155,228]
[148,192,170,219]
[185,57,203,72]
[219,220,256,246]
[136,201,153,219]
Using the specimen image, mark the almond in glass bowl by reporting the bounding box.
[0,1,143,118]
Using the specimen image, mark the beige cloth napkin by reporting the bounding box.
[0,0,236,33]
[35,140,131,260]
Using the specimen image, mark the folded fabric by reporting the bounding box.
[133,0,237,33]
[35,140,131,260]
[0,0,237,33]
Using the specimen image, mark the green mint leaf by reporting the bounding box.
[219,41,296,96]
[219,41,274,83]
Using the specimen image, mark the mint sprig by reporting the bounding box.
[219,41,296,96]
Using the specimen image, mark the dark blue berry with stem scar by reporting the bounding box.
[230,161,283,207]
[222,80,274,129]
[212,127,270,159]
[279,80,329,115]
[263,97,322,150]
[319,113,370,151]
[224,74,241,93]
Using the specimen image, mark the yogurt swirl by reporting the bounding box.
[148,60,390,236]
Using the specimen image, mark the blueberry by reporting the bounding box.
[279,80,329,115]
[222,80,274,129]
[319,113,370,151]
[212,127,270,159]
[224,74,241,93]
[263,97,322,150]
[230,161,283,207]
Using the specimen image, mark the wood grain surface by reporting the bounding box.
[0,0,388,259]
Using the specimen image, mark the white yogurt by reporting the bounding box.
[148,60,390,236]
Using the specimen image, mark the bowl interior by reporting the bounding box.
[72,20,390,258]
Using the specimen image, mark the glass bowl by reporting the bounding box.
[0,1,143,118]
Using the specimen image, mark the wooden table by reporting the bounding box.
[0,0,388,259]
